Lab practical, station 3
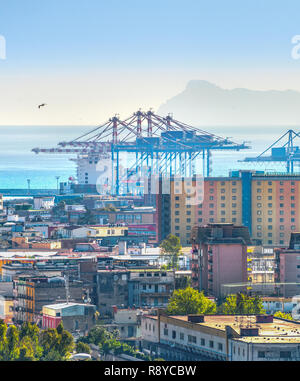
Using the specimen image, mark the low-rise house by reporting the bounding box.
[42,302,96,335]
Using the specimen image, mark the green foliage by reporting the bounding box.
[76,342,91,354]
[160,234,182,269]
[274,311,293,320]
[80,324,151,360]
[78,208,97,225]
[218,293,265,315]
[0,320,9,361]
[0,320,75,362]
[166,287,216,315]
[6,325,20,361]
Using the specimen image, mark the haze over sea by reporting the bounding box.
[0,125,298,189]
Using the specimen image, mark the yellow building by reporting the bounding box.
[169,177,243,246]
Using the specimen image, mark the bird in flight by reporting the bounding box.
[38,103,47,109]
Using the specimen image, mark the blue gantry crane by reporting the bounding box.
[242,130,300,174]
[32,110,250,195]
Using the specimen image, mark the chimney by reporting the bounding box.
[240,327,259,337]
[256,314,273,324]
[188,314,205,323]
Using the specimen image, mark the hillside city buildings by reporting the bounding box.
[2,171,300,361]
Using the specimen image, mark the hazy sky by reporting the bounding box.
[1,0,300,125]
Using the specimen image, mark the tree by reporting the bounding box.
[0,320,8,361]
[39,329,60,360]
[166,287,216,315]
[78,208,96,225]
[6,325,20,361]
[76,342,91,354]
[19,336,36,361]
[218,293,265,315]
[160,234,182,269]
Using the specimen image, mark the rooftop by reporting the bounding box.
[155,315,300,344]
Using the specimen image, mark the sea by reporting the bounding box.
[0,125,298,189]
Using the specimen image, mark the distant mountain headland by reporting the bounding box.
[157,80,300,127]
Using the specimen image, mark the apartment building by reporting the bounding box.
[128,270,175,308]
[274,232,300,297]
[13,276,84,325]
[191,224,251,297]
[157,171,300,247]
[141,313,300,361]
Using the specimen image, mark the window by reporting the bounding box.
[209,340,214,348]
[201,338,205,346]
[172,330,176,339]
[280,351,291,359]
[218,343,223,351]
[164,328,168,336]
[188,335,197,344]
[180,332,184,340]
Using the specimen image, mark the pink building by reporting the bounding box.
[191,224,251,297]
[274,232,300,297]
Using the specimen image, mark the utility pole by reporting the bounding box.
[55,176,60,193]
[27,179,31,195]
